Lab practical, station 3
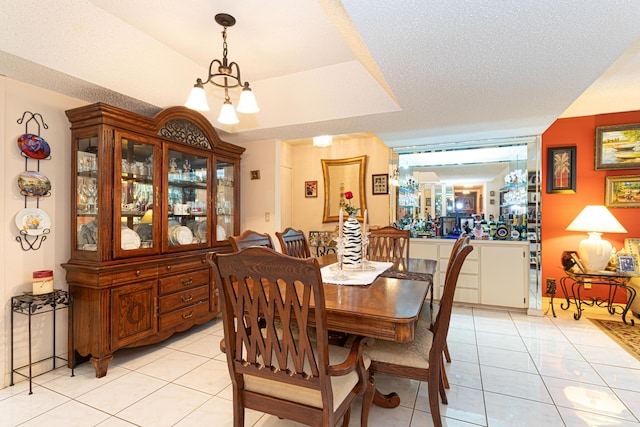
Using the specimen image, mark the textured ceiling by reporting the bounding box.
[1,1,640,149]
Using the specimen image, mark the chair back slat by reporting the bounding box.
[212,247,329,391]
[276,228,311,258]
[368,226,410,263]
[229,230,275,252]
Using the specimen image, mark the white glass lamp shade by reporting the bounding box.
[184,84,210,111]
[566,205,627,271]
[217,100,239,125]
[313,135,333,147]
[236,86,260,114]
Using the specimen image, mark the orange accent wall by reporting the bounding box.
[542,111,640,299]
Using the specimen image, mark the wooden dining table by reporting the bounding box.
[315,255,437,344]
[315,255,436,408]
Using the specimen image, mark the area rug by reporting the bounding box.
[589,318,640,361]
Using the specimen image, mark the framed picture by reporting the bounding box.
[372,173,389,195]
[561,250,586,273]
[595,123,640,170]
[305,180,318,198]
[604,175,640,208]
[616,253,639,275]
[547,146,576,194]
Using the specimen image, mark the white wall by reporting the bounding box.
[290,136,391,234]
[1,77,84,388]
[235,139,280,241]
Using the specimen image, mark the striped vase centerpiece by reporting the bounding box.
[342,213,362,268]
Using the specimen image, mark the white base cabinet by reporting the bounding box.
[411,238,528,309]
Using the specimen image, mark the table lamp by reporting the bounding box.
[565,205,627,271]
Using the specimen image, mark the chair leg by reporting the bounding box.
[428,369,443,427]
[444,342,451,363]
[441,356,450,389]
[360,376,375,427]
[233,398,244,427]
[341,408,351,427]
[438,371,448,405]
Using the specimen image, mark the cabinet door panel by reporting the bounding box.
[165,145,211,251]
[114,132,161,258]
[480,245,527,307]
[111,280,158,348]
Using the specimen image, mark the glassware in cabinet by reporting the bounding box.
[216,160,236,241]
[165,145,210,250]
[114,133,160,257]
[75,136,99,254]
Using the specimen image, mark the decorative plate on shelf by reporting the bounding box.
[15,208,51,236]
[168,225,193,246]
[121,227,141,250]
[216,224,226,241]
[134,223,153,241]
[17,134,51,160]
[18,170,51,197]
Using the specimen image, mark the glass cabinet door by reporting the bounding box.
[115,133,160,257]
[165,146,210,250]
[75,135,100,256]
[215,160,236,241]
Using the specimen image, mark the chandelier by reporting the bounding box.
[185,13,259,125]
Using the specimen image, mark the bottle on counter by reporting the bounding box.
[520,214,528,241]
[510,214,520,240]
[495,215,509,240]
[488,214,497,239]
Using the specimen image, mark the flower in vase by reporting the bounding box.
[343,191,359,216]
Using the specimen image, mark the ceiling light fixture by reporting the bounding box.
[313,135,333,147]
[185,13,259,125]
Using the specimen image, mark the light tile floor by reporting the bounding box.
[2,302,640,426]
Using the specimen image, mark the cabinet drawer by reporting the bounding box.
[440,272,479,290]
[439,243,479,260]
[159,300,209,331]
[112,265,158,285]
[159,269,210,295]
[160,257,208,275]
[159,285,209,314]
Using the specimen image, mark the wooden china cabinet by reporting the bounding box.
[62,103,243,377]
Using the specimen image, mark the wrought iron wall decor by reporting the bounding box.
[15,111,52,251]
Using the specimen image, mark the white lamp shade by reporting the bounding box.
[566,205,627,271]
[184,86,210,111]
[217,101,239,125]
[566,205,627,233]
[313,135,332,147]
[236,87,260,114]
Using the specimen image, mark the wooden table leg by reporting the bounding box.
[373,388,400,408]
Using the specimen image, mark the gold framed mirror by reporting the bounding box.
[322,155,367,223]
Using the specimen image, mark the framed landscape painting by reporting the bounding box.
[547,146,576,194]
[605,175,640,208]
[595,123,640,170]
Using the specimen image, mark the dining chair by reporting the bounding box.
[209,247,375,427]
[276,227,311,258]
[367,226,410,263]
[427,235,470,389]
[229,229,275,252]
[363,239,473,427]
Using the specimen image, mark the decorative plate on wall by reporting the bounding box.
[18,170,51,197]
[15,208,51,236]
[17,133,51,160]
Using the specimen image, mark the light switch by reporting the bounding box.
[265,212,270,222]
